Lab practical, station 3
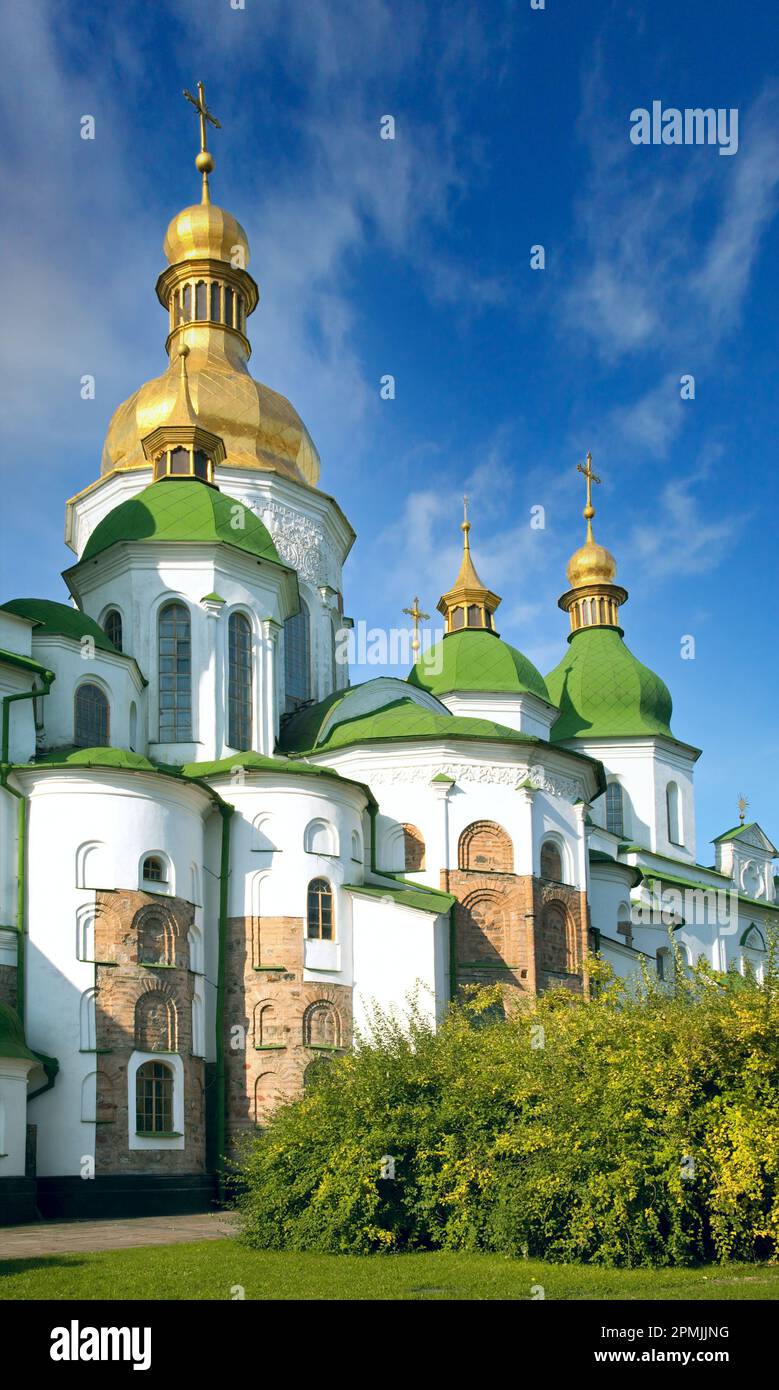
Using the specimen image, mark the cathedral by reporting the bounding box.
[1,89,776,1223]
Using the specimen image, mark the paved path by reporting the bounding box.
[0,1210,239,1260]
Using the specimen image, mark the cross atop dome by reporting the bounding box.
[559,451,627,634]
[183,81,221,205]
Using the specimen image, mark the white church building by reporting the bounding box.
[1,99,775,1222]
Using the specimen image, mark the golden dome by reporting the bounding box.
[566,537,617,588]
[101,342,320,485]
[163,202,250,267]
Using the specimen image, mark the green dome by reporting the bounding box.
[81,480,281,566]
[1,597,117,653]
[408,629,551,702]
[544,626,673,742]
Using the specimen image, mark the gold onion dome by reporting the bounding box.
[437,498,501,634]
[559,453,627,633]
[100,82,320,487]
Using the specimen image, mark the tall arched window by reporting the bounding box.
[195,280,207,319]
[284,600,310,712]
[74,683,110,747]
[307,878,334,940]
[605,782,624,837]
[103,609,123,651]
[666,782,682,845]
[135,1061,174,1135]
[228,612,253,750]
[540,840,564,882]
[158,603,192,741]
[210,281,221,321]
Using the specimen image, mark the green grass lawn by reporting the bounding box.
[1,1240,778,1300]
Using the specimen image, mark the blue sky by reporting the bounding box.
[1,0,778,854]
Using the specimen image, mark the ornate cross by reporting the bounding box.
[184,80,221,156]
[737,794,749,825]
[402,595,430,654]
[577,450,601,536]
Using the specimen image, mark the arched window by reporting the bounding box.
[103,609,123,652]
[401,823,426,871]
[304,1001,341,1048]
[307,878,334,941]
[195,280,207,319]
[351,829,362,862]
[540,840,563,882]
[458,821,513,873]
[210,281,221,321]
[158,602,192,741]
[228,612,253,750]
[142,856,166,885]
[284,600,310,712]
[74,683,110,747]
[666,782,682,845]
[135,1061,174,1135]
[605,782,624,838]
[182,284,191,322]
[135,991,176,1051]
[617,903,633,946]
[254,1071,279,1124]
[224,285,234,327]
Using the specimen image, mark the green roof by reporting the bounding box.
[1,598,118,654]
[0,1003,41,1064]
[545,627,674,742]
[711,821,775,850]
[178,749,377,809]
[345,881,455,917]
[29,747,160,772]
[0,647,53,678]
[81,480,282,567]
[281,696,539,755]
[408,629,551,702]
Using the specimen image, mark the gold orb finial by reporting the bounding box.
[403,595,430,655]
[559,451,626,631]
[184,81,221,204]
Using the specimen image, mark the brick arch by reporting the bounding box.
[458,820,513,873]
[400,823,426,872]
[254,1071,279,1125]
[538,900,578,975]
[303,999,342,1048]
[134,986,178,1051]
[253,998,285,1047]
[133,904,178,967]
[460,889,509,957]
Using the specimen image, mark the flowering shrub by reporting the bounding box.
[234,945,779,1266]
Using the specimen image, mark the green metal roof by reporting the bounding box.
[711,821,776,852]
[545,626,674,742]
[81,480,282,567]
[0,1002,41,1064]
[345,881,455,916]
[1,598,117,654]
[179,749,378,809]
[408,628,551,702]
[282,696,539,755]
[0,647,53,678]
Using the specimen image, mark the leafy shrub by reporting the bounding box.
[233,944,779,1266]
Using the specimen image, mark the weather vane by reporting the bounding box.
[737,793,749,825]
[402,596,430,655]
[183,81,221,203]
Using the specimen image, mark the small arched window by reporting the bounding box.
[210,281,221,321]
[284,600,311,712]
[224,285,234,327]
[605,782,624,838]
[74,683,110,748]
[135,1060,174,1135]
[135,991,176,1051]
[103,609,123,652]
[142,856,166,885]
[307,878,334,941]
[540,840,563,882]
[137,908,175,966]
[666,782,682,845]
[182,284,191,322]
[458,821,513,873]
[228,612,253,751]
[195,280,207,319]
[158,602,192,741]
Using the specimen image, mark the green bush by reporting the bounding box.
[233,945,779,1266]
